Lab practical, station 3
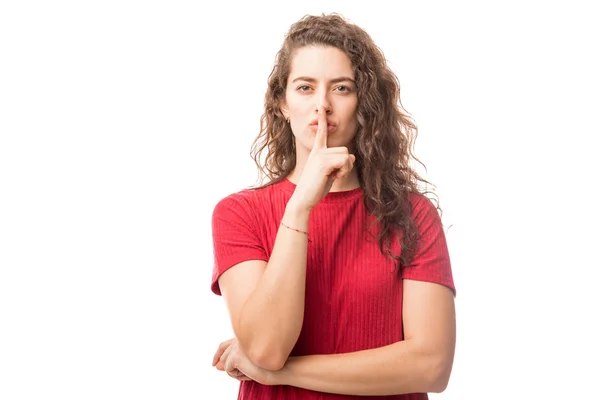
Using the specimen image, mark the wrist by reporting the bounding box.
[267,360,292,386]
[284,200,311,224]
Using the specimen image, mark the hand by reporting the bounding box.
[289,105,356,211]
[212,338,250,381]
[212,338,276,385]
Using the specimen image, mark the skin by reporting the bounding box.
[282,45,360,194]
[215,46,359,373]
[213,281,455,395]
[212,45,456,395]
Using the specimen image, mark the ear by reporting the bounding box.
[279,99,289,120]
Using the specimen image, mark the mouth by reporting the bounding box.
[309,122,337,133]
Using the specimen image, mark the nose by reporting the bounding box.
[316,89,332,115]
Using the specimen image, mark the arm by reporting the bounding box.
[214,106,354,371]
[270,279,456,395]
[215,193,455,392]
[217,201,310,371]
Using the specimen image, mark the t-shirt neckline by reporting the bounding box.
[277,178,364,203]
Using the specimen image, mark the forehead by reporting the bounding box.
[288,46,353,79]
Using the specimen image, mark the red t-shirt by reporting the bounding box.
[211,178,455,399]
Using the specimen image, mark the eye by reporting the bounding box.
[296,85,312,92]
[335,85,353,93]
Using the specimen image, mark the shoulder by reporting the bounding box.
[212,188,257,225]
[212,183,279,221]
[213,188,255,213]
[408,191,441,222]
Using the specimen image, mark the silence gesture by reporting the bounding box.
[288,105,356,211]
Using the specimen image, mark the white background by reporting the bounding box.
[1,1,598,399]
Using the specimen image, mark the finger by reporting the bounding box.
[220,345,233,371]
[230,369,245,378]
[312,105,328,152]
[212,343,225,366]
[213,339,233,365]
[342,154,356,176]
[228,369,251,381]
[235,371,252,381]
[227,368,239,378]
[323,154,353,176]
[224,357,232,373]
[333,154,355,179]
[212,339,233,366]
[323,146,349,154]
[335,157,354,179]
[215,345,230,370]
[223,346,239,373]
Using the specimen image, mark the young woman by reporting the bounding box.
[210,13,456,399]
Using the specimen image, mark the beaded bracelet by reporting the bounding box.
[280,221,312,242]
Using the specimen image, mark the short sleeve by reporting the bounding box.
[401,194,456,296]
[211,193,268,296]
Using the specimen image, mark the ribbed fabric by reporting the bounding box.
[211,178,455,399]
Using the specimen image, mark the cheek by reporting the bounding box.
[289,119,306,141]
[342,105,359,128]
[290,102,313,119]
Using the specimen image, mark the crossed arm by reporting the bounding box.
[214,276,456,396]
[214,197,456,395]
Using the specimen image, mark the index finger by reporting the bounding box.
[312,105,328,151]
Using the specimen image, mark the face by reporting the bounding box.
[281,45,358,155]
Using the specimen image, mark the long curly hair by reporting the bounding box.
[250,13,438,268]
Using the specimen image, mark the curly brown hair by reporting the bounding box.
[250,13,438,268]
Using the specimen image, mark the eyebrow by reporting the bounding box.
[291,76,356,84]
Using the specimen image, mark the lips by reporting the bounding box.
[309,123,336,129]
[309,119,337,130]
[309,123,337,133]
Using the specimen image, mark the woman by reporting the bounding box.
[210,13,456,399]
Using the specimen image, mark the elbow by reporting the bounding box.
[247,347,287,371]
[427,356,453,393]
[429,376,449,394]
[235,327,297,371]
[238,337,288,371]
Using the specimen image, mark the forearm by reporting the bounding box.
[274,340,450,395]
[237,202,310,369]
